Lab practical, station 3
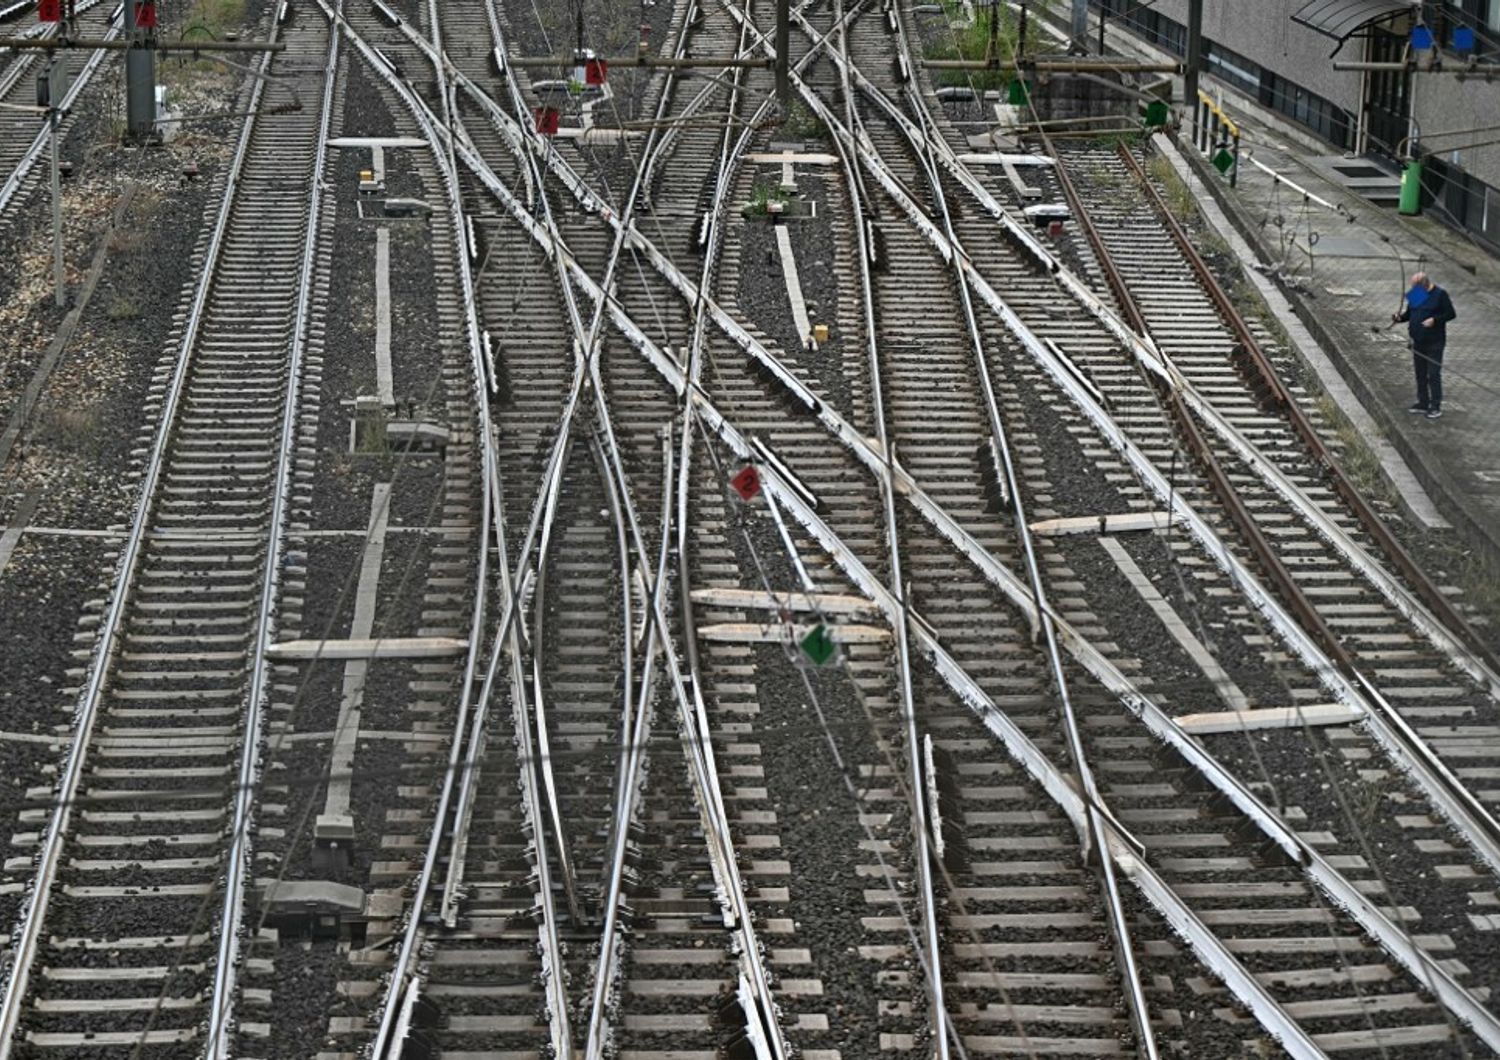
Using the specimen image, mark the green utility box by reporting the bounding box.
[1399,159,1423,215]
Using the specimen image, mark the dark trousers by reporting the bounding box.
[1414,343,1444,409]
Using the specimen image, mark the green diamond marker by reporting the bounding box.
[1006,79,1030,106]
[1212,147,1235,174]
[1143,100,1168,127]
[800,624,837,667]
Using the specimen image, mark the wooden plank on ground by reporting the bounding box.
[1176,703,1362,735]
[268,637,467,660]
[696,623,888,645]
[1030,511,1174,537]
[689,587,875,615]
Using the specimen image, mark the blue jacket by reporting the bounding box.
[1398,285,1456,350]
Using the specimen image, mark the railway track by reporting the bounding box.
[435,0,1500,1055]
[0,0,119,221]
[770,1,1500,1051]
[0,5,333,1055]
[11,0,1484,1052]
[310,2,797,1056]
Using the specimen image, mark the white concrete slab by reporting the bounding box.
[955,153,1056,167]
[1100,535,1252,713]
[0,490,39,577]
[746,151,839,166]
[1000,154,1042,200]
[375,228,394,408]
[775,225,813,347]
[327,137,427,148]
[318,483,390,837]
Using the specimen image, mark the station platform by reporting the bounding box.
[1153,96,1500,569]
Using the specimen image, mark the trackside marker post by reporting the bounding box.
[731,465,761,501]
[799,624,837,666]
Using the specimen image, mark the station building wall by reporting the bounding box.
[1091,0,1500,251]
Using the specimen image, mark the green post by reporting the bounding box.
[1399,158,1422,216]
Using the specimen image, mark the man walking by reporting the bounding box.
[1392,271,1456,419]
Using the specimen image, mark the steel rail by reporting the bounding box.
[310,21,574,1058]
[0,3,118,219]
[0,21,49,95]
[1121,139,1500,680]
[853,88,1500,881]
[664,7,801,1058]
[816,5,953,1053]
[337,7,785,1056]
[341,7,1482,1032]
[450,10,1500,1045]
[520,8,720,1049]
[0,1,108,113]
[609,278,1324,1053]
[480,14,795,1048]
[583,416,670,1060]
[449,25,1302,1045]
[810,11,1500,702]
[535,3,786,1038]
[737,0,1500,883]
[473,0,676,943]
[203,5,341,1056]
[430,85,1500,1047]
[305,5,503,1057]
[0,6,287,1052]
[518,133,792,1058]
[520,413,589,924]
[899,52,1161,1060]
[672,0,759,694]
[377,3,589,948]
[475,1,726,1051]
[588,374,794,1060]
[371,0,588,955]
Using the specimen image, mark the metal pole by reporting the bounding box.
[1184,0,1202,142]
[1070,0,1089,52]
[124,0,155,139]
[775,0,789,112]
[50,104,63,307]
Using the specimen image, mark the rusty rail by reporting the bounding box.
[1116,141,1500,675]
[1043,134,1354,667]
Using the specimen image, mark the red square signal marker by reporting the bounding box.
[730,465,761,502]
[584,58,607,86]
[134,1,156,27]
[38,0,61,22]
[534,106,559,136]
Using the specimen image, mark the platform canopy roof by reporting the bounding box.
[1292,0,1415,41]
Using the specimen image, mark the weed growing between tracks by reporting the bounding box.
[1147,152,1199,224]
[782,100,827,141]
[743,180,791,218]
[920,0,1058,91]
